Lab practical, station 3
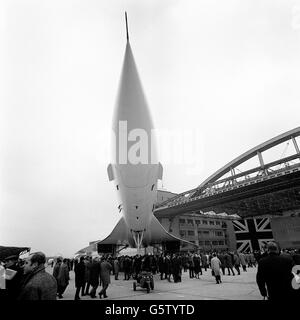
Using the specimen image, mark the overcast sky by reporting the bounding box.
[1,0,300,257]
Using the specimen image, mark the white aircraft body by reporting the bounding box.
[99,13,196,250]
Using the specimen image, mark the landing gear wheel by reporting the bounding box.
[146,283,150,293]
[150,282,154,290]
[133,282,136,291]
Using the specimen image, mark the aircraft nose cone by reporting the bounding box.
[113,43,154,133]
[112,42,157,166]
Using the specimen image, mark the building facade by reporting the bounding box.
[155,190,237,252]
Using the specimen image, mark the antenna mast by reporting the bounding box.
[125,11,129,42]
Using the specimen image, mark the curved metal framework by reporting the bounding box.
[155,127,300,211]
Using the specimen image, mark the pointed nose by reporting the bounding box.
[113,43,154,134]
[112,42,157,165]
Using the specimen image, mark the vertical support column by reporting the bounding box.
[230,167,236,185]
[168,218,174,233]
[257,151,267,175]
[292,136,300,155]
[230,167,235,176]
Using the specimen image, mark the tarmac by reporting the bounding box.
[48,265,262,300]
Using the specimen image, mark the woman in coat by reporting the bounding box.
[210,253,222,284]
[98,257,112,299]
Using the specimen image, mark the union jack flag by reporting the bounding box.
[233,218,274,253]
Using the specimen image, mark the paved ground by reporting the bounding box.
[48,266,262,300]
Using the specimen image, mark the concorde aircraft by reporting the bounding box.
[98,13,196,251]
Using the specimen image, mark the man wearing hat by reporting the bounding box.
[4,255,23,300]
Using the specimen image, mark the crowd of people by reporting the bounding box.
[0,243,299,301]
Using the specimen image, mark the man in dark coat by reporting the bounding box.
[74,256,85,300]
[52,257,62,286]
[188,254,194,278]
[233,252,241,275]
[99,257,112,299]
[113,257,120,280]
[224,251,235,275]
[84,256,92,295]
[151,255,158,274]
[123,256,131,280]
[17,252,57,300]
[89,257,100,298]
[201,253,208,272]
[171,254,182,283]
[193,254,201,279]
[132,255,142,277]
[256,242,297,301]
[70,259,74,271]
[182,254,189,272]
[158,254,165,280]
[165,255,172,282]
[217,252,226,276]
[56,258,70,298]
[141,254,151,272]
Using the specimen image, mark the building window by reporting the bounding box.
[219,241,224,245]
[198,241,204,245]
[203,231,209,236]
[179,219,186,224]
[203,220,208,225]
[215,231,223,237]
[188,230,195,236]
[198,231,202,235]
[180,231,185,237]
[205,241,211,246]
[195,220,201,225]
[187,219,194,225]
[215,221,220,225]
[212,241,219,246]
[209,221,214,225]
